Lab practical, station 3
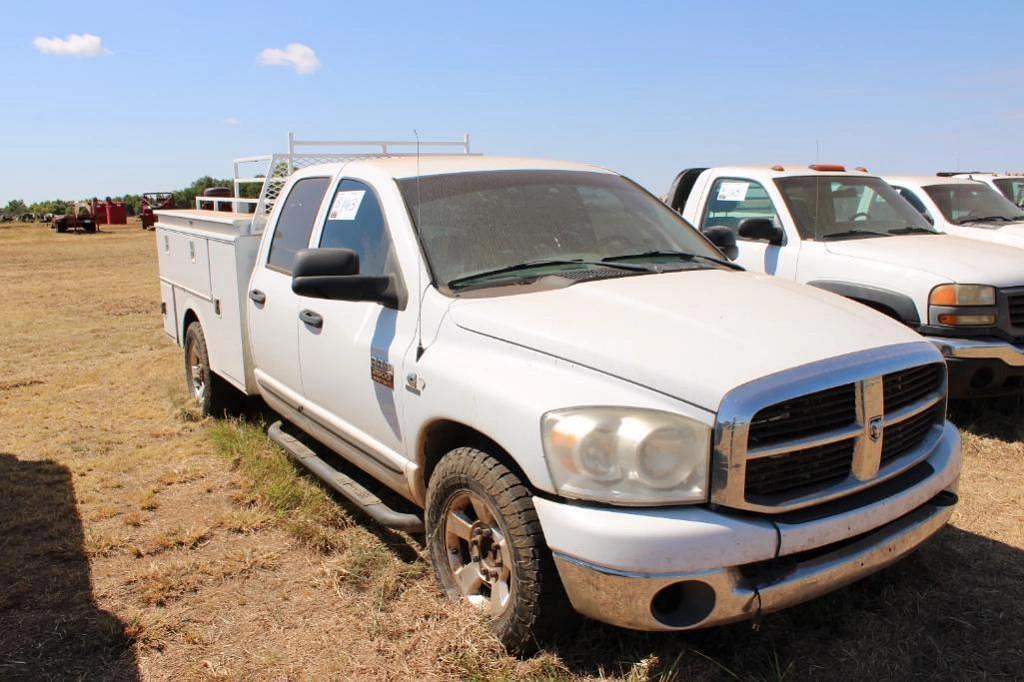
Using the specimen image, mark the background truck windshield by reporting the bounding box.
[991,179,1024,210]
[397,170,720,287]
[775,176,934,240]
[924,183,1024,224]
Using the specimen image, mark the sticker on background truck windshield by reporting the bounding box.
[328,190,366,220]
[717,181,750,202]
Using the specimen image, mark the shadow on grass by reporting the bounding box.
[544,525,1024,680]
[950,395,1024,441]
[0,454,138,680]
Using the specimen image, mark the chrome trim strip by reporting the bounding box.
[926,335,1024,367]
[713,342,947,513]
[746,422,862,459]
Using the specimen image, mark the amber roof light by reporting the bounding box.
[808,164,846,172]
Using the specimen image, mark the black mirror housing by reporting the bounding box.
[702,225,739,261]
[737,218,784,245]
[291,248,405,308]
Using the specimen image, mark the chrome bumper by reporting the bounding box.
[926,336,1024,367]
[552,491,957,631]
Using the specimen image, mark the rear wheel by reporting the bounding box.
[183,322,234,417]
[425,447,574,654]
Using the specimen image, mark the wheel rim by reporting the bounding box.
[187,343,205,400]
[442,491,513,614]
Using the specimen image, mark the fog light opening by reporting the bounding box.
[970,367,994,390]
[650,580,716,628]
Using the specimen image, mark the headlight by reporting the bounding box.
[929,284,997,326]
[541,407,710,505]
[929,284,995,306]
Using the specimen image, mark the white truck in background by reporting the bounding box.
[668,164,1024,399]
[156,138,960,652]
[885,175,1024,248]
[938,171,1024,208]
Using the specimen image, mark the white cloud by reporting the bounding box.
[224,117,239,126]
[32,33,110,57]
[258,43,320,75]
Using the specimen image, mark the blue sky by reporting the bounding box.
[3,0,1022,203]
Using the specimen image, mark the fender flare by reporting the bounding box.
[807,280,921,325]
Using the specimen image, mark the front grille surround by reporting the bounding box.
[712,343,947,514]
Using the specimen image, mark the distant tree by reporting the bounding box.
[3,199,27,215]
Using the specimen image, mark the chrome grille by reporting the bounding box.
[712,344,948,513]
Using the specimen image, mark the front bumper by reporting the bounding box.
[535,421,961,631]
[925,336,1024,396]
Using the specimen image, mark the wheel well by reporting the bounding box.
[851,298,902,322]
[418,420,533,495]
[182,309,199,340]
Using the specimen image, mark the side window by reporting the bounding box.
[319,180,393,276]
[896,187,933,221]
[701,178,779,236]
[266,177,330,273]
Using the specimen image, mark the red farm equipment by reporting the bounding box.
[141,192,175,230]
[91,197,127,225]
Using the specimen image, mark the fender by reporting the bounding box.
[807,280,921,326]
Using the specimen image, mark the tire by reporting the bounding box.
[183,322,234,417]
[426,447,574,655]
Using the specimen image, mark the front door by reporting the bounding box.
[700,176,800,278]
[247,176,330,407]
[295,178,416,473]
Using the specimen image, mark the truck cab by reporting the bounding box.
[156,141,961,652]
[885,175,1024,249]
[669,164,1024,398]
[938,171,1024,208]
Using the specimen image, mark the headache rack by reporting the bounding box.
[201,132,476,232]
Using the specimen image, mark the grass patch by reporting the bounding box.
[207,419,350,552]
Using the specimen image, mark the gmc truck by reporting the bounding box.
[885,175,1024,248]
[156,138,961,652]
[669,164,1024,399]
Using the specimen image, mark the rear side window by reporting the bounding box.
[896,187,932,220]
[319,179,393,276]
[701,178,780,236]
[266,177,330,273]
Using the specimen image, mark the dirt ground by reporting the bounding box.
[0,220,1022,681]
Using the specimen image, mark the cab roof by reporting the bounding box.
[703,164,881,180]
[884,175,985,188]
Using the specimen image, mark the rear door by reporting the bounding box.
[295,177,416,474]
[247,176,330,407]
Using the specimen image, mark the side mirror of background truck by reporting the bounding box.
[702,225,739,260]
[737,217,784,245]
[291,248,403,308]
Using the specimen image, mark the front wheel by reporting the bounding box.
[425,447,574,654]
[183,321,234,417]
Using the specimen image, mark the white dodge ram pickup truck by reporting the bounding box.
[669,164,1024,399]
[157,139,961,651]
[885,174,1024,248]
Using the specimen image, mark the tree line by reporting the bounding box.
[2,176,261,217]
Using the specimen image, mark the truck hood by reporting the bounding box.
[824,234,1024,287]
[449,270,925,412]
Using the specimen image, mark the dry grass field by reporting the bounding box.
[1,220,1022,681]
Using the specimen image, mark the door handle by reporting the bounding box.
[249,289,266,305]
[299,309,323,328]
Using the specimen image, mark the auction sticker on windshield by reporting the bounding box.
[328,190,366,221]
[717,182,750,202]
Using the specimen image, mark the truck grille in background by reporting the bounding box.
[1008,293,1024,328]
[742,363,945,503]
[748,385,856,447]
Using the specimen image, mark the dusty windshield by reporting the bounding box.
[775,176,935,240]
[991,179,1024,211]
[397,170,724,290]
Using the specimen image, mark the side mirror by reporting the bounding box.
[702,225,738,261]
[291,248,404,308]
[737,217,784,245]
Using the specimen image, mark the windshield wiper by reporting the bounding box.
[447,258,651,290]
[957,215,1018,224]
[601,249,742,270]
[820,229,893,241]
[887,226,938,235]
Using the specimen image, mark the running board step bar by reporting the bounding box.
[267,421,424,533]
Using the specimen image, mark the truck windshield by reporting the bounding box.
[775,176,935,240]
[990,179,1024,211]
[923,183,1024,224]
[397,170,722,290]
